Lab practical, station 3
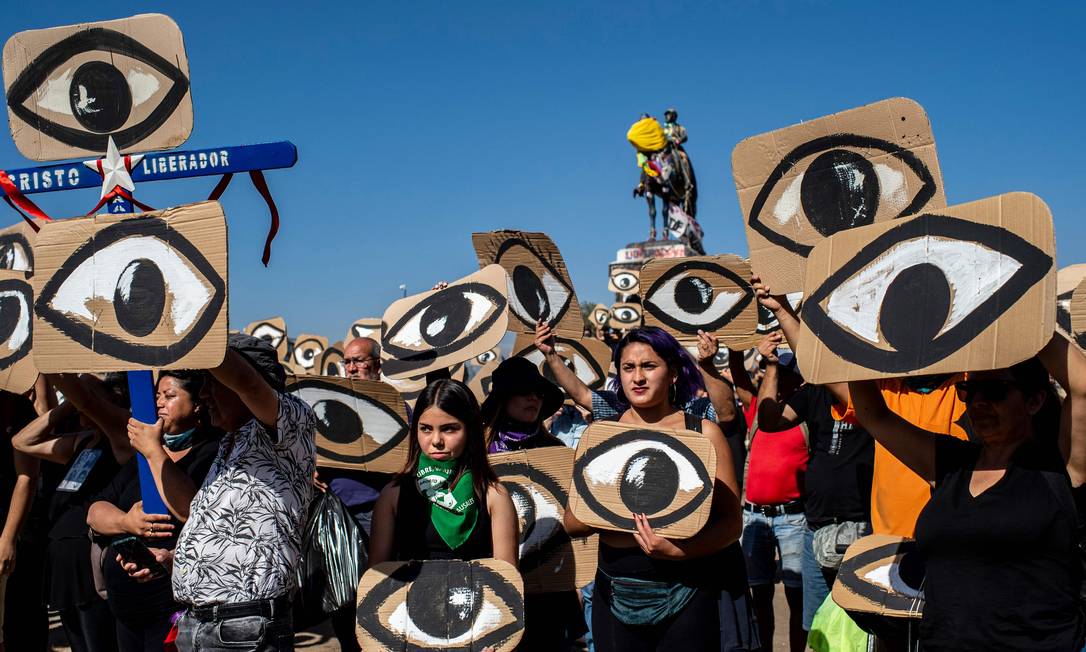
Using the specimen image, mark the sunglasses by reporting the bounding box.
[954,379,1019,404]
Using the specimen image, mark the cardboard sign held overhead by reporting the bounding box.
[346,316,381,343]
[1057,265,1086,349]
[490,447,598,593]
[569,421,716,538]
[244,316,288,362]
[33,200,227,372]
[472,231,583,337]
[733,97,946,294]
[289,333,327,374]
[287,375,409,473]
[381,264,509,380]
[589,304,610,330]
[512,332,611,396]
[609,302,642,329]
[318,340,344,377]
[797,192,1054,383]
[640,255,759,349]
[832,535,925,619]
[3,13,193,161]
[356,558,525,652]
[0,220,38,272]
[608,267,640,296]
[0,270,37,393]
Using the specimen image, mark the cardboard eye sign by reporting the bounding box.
[287,375,409,473]
[319,340,345,377]
[608,266,640,296]
[590,304,610,329]
[1056,265,1086,350]
[0,270,37,394]
[490,447,598,593]
[346,316,381,343]
[639,255,760,349]
[290,333,327,373]
[33,200,227,372]
[0,220,38,272]
[797,192,1054,383]
[466,357,499,404]
[756,291,804,337]
[511,332,611,397]
[568,421,716,538]
[356,558,525,652]
[832,534,925,619]
[474,348,499,366]
[733,97,946,294]
[609,302,642,329]
[3,13,193,161]
[244,316,288,362]
[472,231,583,338]
[381,264,509,380]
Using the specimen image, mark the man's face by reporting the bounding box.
[200,374,252,431]
[343,338,381,380]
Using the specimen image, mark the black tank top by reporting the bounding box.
[394,475,493,561]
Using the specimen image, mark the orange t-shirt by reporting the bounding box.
[833,376,969,537]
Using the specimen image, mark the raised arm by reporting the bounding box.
[1037,332,1086,485]
[727,349,757,410]
[209,349,280,430]
[12,400,88,465]
[127,419,200,522]
[694,330,737,429]
[756,352,804,432]
[847,379,935,482]
[535,321,594,410]
[47,374,133,464]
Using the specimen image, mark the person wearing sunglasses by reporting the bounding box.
[847,334,1086,651]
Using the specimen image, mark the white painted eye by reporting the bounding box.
[0,286,31,358]
[507,483,562,559]
[389,290,496,350]
[610,271,639,293]
[290,380,408,466]
[250,323,284,348]
[0,234,32,272]
[506,269,571,327]
[293,338,326,369]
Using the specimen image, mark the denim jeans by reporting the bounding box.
[175,608,293,652]
[801,525,835,631]
[740,510,806,588]
[581,582,595,652]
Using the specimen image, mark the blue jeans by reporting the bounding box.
[176,607,293,652]
[802,525,834,631]
[581,582,595,652]
[740,510,805,588]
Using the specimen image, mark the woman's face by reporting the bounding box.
[619,342,676,409]
[504,392,542,424]
[156,376,199,435]
[960,370,1041,446]
[417,406,469,461]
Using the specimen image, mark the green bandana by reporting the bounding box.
[416,453,478,550]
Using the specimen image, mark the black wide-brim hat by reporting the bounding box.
[480,356,564,422]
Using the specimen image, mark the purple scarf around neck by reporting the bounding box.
[488,422,540,454]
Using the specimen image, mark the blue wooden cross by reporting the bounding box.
[1,137,297,514]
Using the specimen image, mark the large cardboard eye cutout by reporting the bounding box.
[347,317,381,343]
[244,316,288,362]
[832,534,925,619]
[0,221,37,272]
[291,334,327,372]
[319,341,345,377]
[472,231,583,338]
[1056,265,1086,351]
[512,332,611,394]
[609,302,642,328]
[733,97,946,294]
[33,201,226,372]
[3,13,193,161]
[356,559,525,651]
[590,304,610,329]
[608,267,640,296]
[0,271,36,394]
[569,422,715,538]
[798,193,1054,383]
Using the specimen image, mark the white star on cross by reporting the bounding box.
[83,136,145,199]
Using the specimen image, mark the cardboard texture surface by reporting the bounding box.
[318,340,344,377]
[832,534,924,619]
[590,304,610,329]
[474,348,499,366]
[346,316,381,343]
[288,375,409,473]
[381,372,426,410]
[467,358,499,404]
[733,97,946,294]
[609,302,643,329]
[608,267,640,296]
[290,333,327,374]
[569,421,716,538]
[1057,265,1086,349]
[490,447,598,593]
[472,231,583,337]
[381,264,509,380]
[33,200,227,372]
[0,269,37,393]
[511,332,611,395]
[639,255,759,349]
[796,192,1054,383]
[0,220,39,272]
[3,13,193,161]
[243,316,288,362]
[356,558,525,652]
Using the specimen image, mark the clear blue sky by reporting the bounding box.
[3,1,1084,342]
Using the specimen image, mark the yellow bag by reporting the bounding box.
[627,118,666,153]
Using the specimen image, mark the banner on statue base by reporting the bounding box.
[33,200,227,372]
[797,192,1054,383]
[733,97,946,294]
[3,13,193,161]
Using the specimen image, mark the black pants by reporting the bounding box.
[115,612,173,652]
[5,537,48,651]
[58,598,119,652]
[592,574,720,652]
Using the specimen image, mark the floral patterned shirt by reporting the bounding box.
[172,392,316,605]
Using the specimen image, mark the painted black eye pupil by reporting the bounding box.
[800,149,880,237]
[314,400,361,444]
[407,564,481,639]
[674,277,713,314]
[0,246,14,270]
[114,258,165,337]
[0,295,20,345]
[421,298,472,347]
[69,61,131,133]
[506,484,537,543]
[879,263,950,354]
[619,449,679,515]
[512,265,548,320]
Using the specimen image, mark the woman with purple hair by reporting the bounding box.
[554,325,748,652]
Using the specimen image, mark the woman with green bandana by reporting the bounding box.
[368,379,518,566]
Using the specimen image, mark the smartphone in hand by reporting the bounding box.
[111,535,168,580]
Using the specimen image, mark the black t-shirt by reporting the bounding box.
[93,434,218,618]
[914,436,1083,651]
[785,384,873,527]
[0,393,36,526]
